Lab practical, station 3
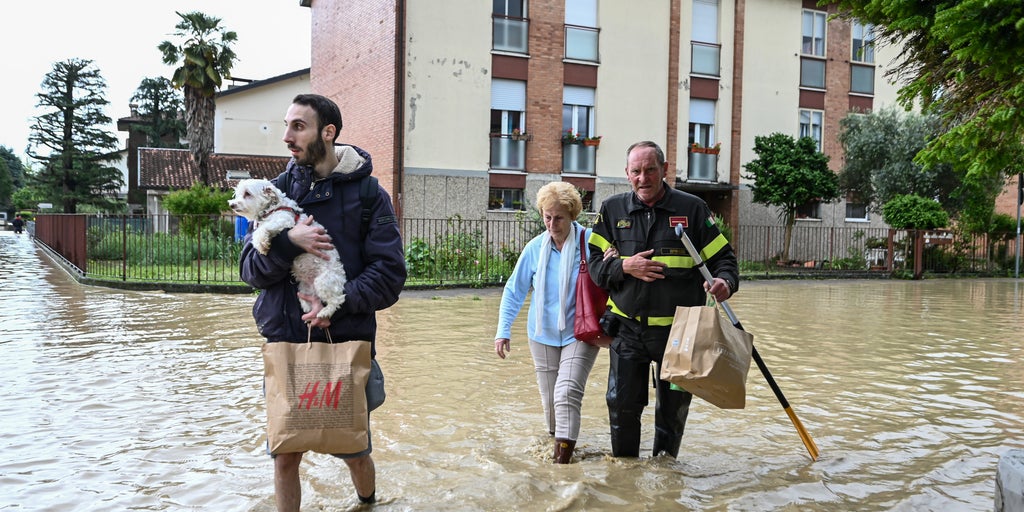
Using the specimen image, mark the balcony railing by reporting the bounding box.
[565,24,599,62]
[687,150,718,181]
[691,41,721,76]
[562,143,596,174]
[493,16,528,53]
[490,136,526,171]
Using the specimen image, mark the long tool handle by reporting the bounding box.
[675,224,820,461]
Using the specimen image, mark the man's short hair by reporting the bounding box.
[292,94,343,143]
[626,141,666,166]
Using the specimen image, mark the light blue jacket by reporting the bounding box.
[495,222,593,346]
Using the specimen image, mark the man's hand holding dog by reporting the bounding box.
[288,216,334,261]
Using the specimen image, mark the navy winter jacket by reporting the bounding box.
[239,145,406,355]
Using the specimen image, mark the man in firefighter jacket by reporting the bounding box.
[586,140,739,458]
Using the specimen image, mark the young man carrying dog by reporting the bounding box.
[238,94,406,510]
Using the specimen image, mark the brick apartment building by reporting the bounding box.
[293,0,906,232]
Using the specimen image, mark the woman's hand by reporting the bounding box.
[494,338,510,359]
[603,246,619,260]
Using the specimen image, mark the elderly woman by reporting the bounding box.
[493,181,613,463]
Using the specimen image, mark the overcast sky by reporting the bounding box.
[1,1,312,163]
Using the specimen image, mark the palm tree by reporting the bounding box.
[158,11,237,185]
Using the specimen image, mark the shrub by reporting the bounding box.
[882,194,949,230]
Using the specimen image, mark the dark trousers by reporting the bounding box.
[606,318,692,458]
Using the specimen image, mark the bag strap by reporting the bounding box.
[304,324,335,347]
[579,228,588,266]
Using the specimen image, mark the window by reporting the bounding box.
[800,9,826,89]
[489,187,525,210]
[800,58,826,89]
[691,0,720,76]
[796,201,821,220]
[850,64,874,94]
[801,10,826,57]
[687,99,718,181]
[851,21,875,63]
[688,99,716,148]
[490,79,527,170]
[562,86,595,138]
[580,190,596,212]
[851,21,876,95]
[845,202,869,221]
[493,0,528,53]
[562,86,596,174]
[565,0,598,61]
[799,109,823,151]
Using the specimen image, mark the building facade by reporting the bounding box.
[295,0,903,232]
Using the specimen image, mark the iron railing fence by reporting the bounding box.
[28,214,1022,290]
[735,224,900,267]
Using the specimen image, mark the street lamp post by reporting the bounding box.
[1016,172,1022,279]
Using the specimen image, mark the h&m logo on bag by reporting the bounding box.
[298,380,345,410]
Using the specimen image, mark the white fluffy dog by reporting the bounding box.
[229,179,346,320]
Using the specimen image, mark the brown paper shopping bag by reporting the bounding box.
[660,305,754,409]
[263,339,371,455]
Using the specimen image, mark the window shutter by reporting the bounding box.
[689,99,715,124]
[692,0,718,43]
[491,79,526,111]
[566,0,597,27]
[563,86,595,106]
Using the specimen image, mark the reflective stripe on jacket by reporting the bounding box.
[587,184,738,326]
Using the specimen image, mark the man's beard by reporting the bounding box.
[297,136,329,167]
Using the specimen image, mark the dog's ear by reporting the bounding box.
[262,184,278,198]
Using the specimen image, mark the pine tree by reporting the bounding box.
[0,146,26,210]
[27,59,123,213]
[0,146,26,190]
[130,77,187,149]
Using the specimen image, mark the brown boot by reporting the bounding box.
[554,438,576,464]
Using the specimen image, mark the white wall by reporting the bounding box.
[403,0,493,172]
[215,74,310,156]
[596,0,672,178]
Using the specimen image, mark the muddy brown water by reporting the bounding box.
[1,231,1022,511]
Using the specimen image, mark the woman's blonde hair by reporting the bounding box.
[535,181,582,219]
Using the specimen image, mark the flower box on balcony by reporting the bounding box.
[689,142,721,155]
[510,130,531,141]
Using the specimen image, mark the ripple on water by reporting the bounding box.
[1,239,1023,510]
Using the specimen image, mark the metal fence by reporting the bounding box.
[27,214,1022,291]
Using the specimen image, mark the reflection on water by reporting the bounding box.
[1,231,1022,511]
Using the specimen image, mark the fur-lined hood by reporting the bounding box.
[332,145,367,176]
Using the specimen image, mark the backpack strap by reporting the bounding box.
[359,175,379,240]
[275,170,378,241]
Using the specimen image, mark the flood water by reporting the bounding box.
[1,230,1023,511]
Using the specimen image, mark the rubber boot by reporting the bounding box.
[554,438,576,464]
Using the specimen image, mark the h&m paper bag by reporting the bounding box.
[263,340,371,455]
[660,305,754,409]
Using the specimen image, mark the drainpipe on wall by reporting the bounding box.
[393,0,406,221]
